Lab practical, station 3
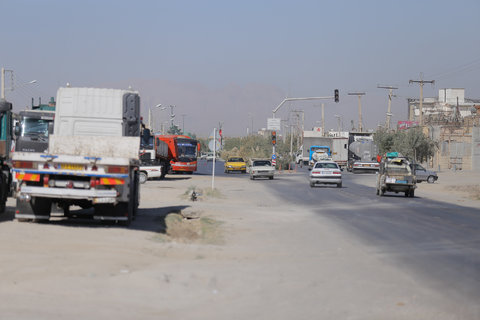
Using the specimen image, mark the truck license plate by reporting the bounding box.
[60,163,84,171]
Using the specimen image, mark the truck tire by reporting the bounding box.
[139,171,148,184]
[337,182,342,188]
[409,189,415,198]
[32,197,52,218]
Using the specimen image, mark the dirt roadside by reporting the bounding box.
[0,171,478,319]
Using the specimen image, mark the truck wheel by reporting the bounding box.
[115,202,131,227]
[139,171,148,184]
[409,189,415,198]
[31,197,52,221]
[269,176,274,180]
[337,182,342,188]
[427,176,435,184]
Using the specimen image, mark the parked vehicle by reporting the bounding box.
[309,160,342,188]
[411,163,438,183]
[14,109,54,153]
[156,135,200,174]
[376,153,416,197]
[0,99,13,213]
[224,157,247,173]
[12,87,141,225]
[138,126,168,181]
[249,159,275,180]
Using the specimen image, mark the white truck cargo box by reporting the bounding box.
[54,87,139,137]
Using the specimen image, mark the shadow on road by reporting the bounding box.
[0,203,191,234]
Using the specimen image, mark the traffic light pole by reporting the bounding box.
[270,91,339,166]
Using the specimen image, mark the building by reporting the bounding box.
[407,89,480,171]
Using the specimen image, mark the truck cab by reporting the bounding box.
[14,110,54,153]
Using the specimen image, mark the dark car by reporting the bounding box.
[412,163,438,183]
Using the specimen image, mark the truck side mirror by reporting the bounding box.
[48,122,54,135]
[14,125,20,137]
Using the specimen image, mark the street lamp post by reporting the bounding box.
[160,105,176,131]
[148,103,162,132]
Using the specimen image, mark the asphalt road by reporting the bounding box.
[197,159,480,305]
[268,169,480,308]
[196,160,480,305]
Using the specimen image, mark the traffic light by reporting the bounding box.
[271,131,276,145]
[334,89,339,103]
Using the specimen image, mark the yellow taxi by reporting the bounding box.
[224,157,247,173]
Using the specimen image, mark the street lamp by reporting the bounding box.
[160,105,176,130]
[148,103,162,132]
[334,115,342,134]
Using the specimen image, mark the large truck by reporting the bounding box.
[155,134,199,174]
[12,87,141,225]
[296,131,333,166]
[138,127,169,182]
[348,132,380,173]
[331,137,349,169]
[0,99,13,213]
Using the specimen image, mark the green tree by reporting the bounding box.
[374,128,437,162]
[167,125,182,135]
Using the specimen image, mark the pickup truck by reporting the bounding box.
[376,155,416,197]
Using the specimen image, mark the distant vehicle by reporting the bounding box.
[156,135,200,174]
[351,160,380,173]
[412,163,438,183]
[309,145,331,167]
[206,152,215,161]
[348,133,379,173]
[309,160,342,188]
[376,154,416,197]
[224,157,247,173]
[297,133,333,166]
[249,159,275,180]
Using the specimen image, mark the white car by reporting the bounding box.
[249,159,275,180]
[310,161,342,188]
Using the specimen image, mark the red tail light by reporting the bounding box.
[106,166,128,174]
[12,161,34,169]
[43,175,49,187]
[90,178,100,188]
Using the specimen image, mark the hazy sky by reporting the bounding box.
[2,0,480,137]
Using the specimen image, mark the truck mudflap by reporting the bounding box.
[18,185,117,203]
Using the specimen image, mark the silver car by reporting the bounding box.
[412,163,438,183]
[310,161,342,188]
[249,159,275,180]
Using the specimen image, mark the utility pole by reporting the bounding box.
[409,74,434,126]
[1,68,5,99]
[348,92,365,132]
[378,85,398,130]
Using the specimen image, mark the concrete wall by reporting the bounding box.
[472,126,480,171]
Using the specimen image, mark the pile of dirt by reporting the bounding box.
[164,212,224,244]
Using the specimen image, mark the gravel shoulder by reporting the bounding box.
[0,170,478,319]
